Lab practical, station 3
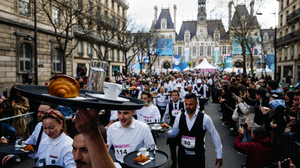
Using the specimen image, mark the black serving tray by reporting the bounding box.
[123,150,169,168]
[14,85,146,110]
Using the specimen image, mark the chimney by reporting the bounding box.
[228,1,233,32]
[154,6,158,24]
[250,0,254,18]
[174,5,177,31]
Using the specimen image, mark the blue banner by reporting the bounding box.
[232,37,251,55]
[156,39,173,56]
[214,47,219,67]
[184,47,189,63]
[223,54,232,69]
[266,54,275,71]
[173,55,181,66]
[173,63,188,71]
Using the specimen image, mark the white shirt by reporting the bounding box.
[107,119,155,163]
[155,93,170,107]
[207,79,213,85]
[178,90,187,102]
[164,109,222,159]
[135,104,161,123]
[164,83,172,92]
[37,133,75,168]
[25,122,47,159]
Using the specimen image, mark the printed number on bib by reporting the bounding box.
[114,144,130,160]
[172,109,181,116]
[181,135,196,149]
[143,116,153,123]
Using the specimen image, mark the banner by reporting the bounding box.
[223,54,232,69]
[142,56,149,64]
[232,37,251,55]
[184,47,189,63]
[214,47,219,67]
[156,39,173,56]
[266,54,275,71]
[173,63,188,71]
[173,55,181,66]
[251,36,262,55]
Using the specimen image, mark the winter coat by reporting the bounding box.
[233,133,276,168]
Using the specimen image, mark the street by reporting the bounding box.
[10,99,245,168]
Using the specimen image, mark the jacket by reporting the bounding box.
[233,133,276,168]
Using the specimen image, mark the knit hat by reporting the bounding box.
[269,99,286,110]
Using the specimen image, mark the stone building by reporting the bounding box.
[0,0,128,92]
[276,0,300,84]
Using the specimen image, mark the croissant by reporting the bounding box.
[134,154,149,163]
[161,123,169,128]
[48,75,80,98]
[23,144,34,151]
[130,86,137,91]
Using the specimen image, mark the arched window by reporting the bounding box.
[20,43,32,71]
[53,48,62,72]
[163,62,171,69]
[234,61,243,68]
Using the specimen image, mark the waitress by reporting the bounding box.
[37,109,75,167]
[155,86,170,121]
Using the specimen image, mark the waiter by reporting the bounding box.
[164,93,223,168]
[162,90,185,168]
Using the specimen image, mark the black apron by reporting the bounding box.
[166,102,184,145]
[178,112,206,168]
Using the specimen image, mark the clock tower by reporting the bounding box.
[196,0,208,39]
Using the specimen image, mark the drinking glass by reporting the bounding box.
[148,144,156,160]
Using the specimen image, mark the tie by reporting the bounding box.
[175,103,177,109]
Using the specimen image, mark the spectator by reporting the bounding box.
[233,125,276,168]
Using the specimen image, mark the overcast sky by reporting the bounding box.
[127,0,278,33]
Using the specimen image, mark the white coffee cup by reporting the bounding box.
[154,124,160,129]
[103,82,122,99]
[139,147,148,156]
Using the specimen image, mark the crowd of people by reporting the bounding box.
[0,69,299,168]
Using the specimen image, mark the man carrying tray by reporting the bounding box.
[107,108,155,167]
[163,92,223,168]
[162,90,185,168]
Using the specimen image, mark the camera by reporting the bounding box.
[240,123,248,130]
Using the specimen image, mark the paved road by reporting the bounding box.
[10,98,246,168]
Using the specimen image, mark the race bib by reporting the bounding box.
[158,97,165,102]
[143,115,153,123]
[172,109,181,116]
[114,144,130,160]
[181,135,196,149]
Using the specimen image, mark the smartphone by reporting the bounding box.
[280,160,289,168]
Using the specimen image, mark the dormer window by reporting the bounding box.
[185,34,190,42]
[161,18,167,29]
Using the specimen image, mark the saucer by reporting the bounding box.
[86,93,130,102]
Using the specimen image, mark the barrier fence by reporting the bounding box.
[0,112,35,144]
[271,132,300,167]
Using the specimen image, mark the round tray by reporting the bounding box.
[123,150,169,168]
[147,123,172,132]
[14,85,147,110]
[0,145,35,155]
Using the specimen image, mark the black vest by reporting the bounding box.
[168,102,185,125]
[178,112,206,151]
[131,89,139,98]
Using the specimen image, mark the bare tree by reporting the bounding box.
[37,0,88,74]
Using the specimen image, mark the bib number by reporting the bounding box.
[172,109,181,116]
[114,144,130,160]
[181,135,196,149]
[143,116,153,123]
[158,97,165,102]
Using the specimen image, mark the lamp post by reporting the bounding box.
[34,0,38,85]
